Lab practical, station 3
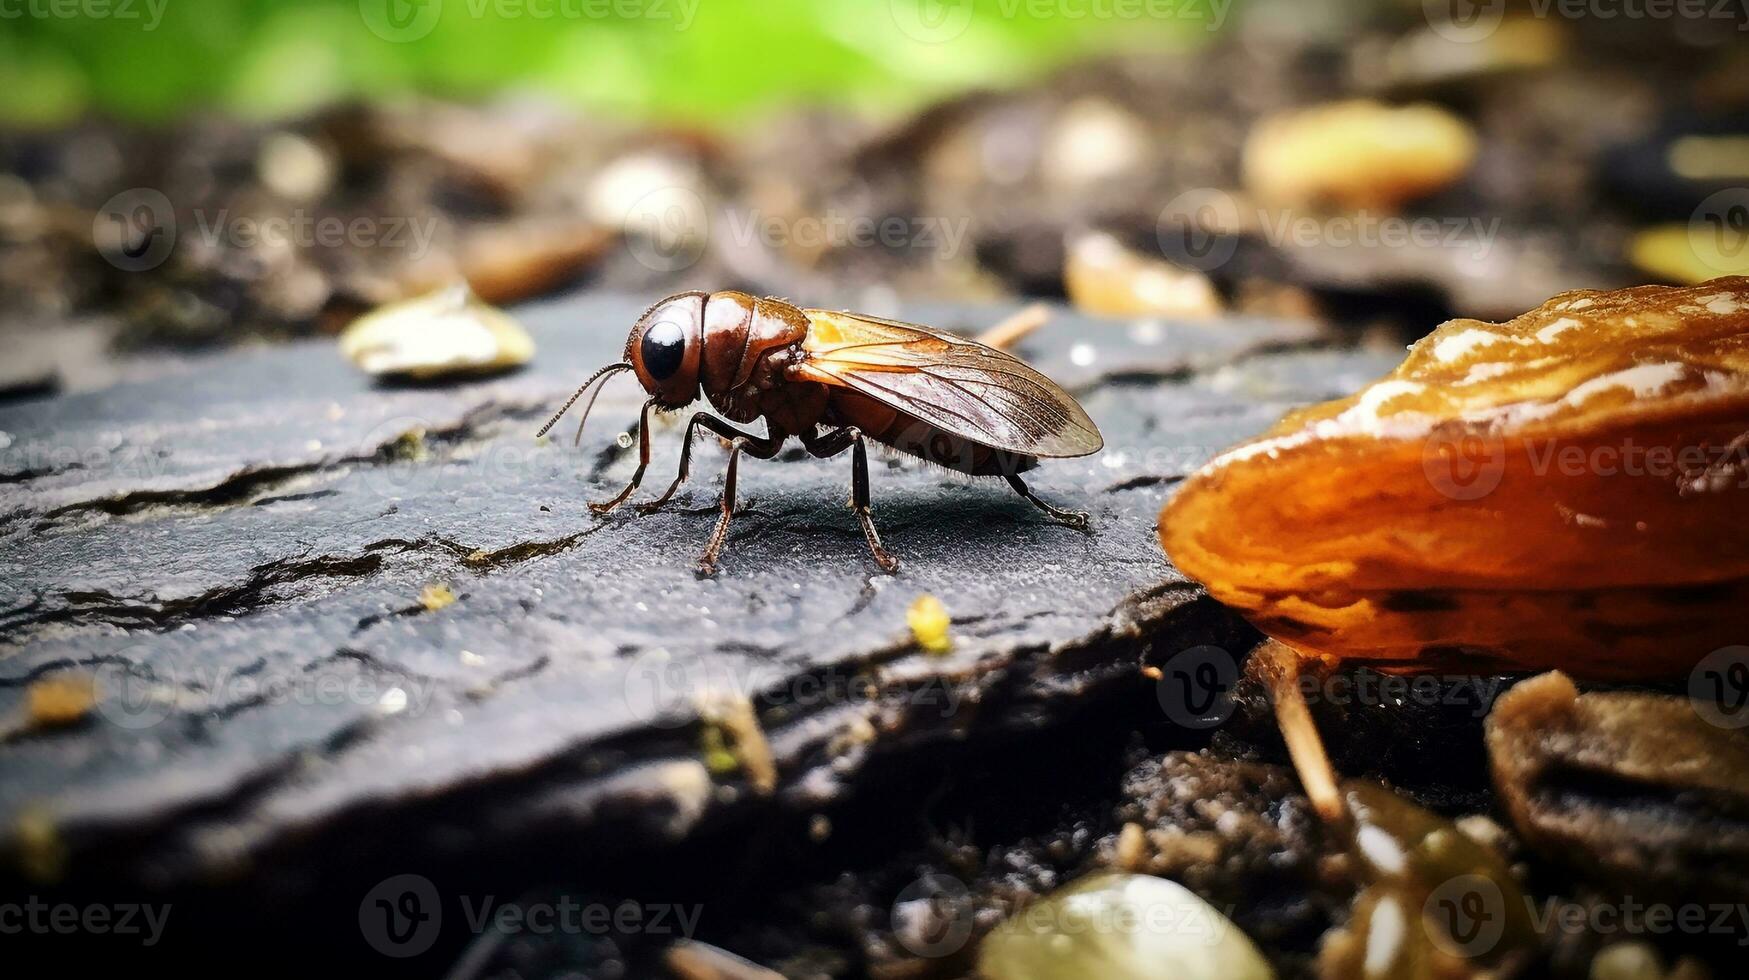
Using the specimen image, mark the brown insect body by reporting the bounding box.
[548,290,1102,574]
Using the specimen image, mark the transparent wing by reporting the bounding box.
[795,310,1103,457]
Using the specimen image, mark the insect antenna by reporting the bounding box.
[537,362,632,441]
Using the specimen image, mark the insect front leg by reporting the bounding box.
[589,399,659,515]
[696,421,784,576]
[802,427,899,574]
[638,412,767,515]
[1004,472,1091,530]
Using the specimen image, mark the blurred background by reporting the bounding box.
[2,0,1747,390]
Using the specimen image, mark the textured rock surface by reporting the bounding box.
[0,292,1398,958]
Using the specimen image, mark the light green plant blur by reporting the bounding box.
[0,0,1225,126]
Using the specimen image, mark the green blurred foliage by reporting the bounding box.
[0,0,1222,126]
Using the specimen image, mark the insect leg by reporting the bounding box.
[696,425,784,577]
[589,399,658,515]
[802,427,899,573]
[1004,472,1091,530]
[639,412,769,515]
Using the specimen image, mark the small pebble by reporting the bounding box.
[27,674,96,728]
[419,583,457,611]
[1064,233,1222,320]
[907,594,953,655]
[340,284,535,379]
[1591,941,1664,980]
[978,872,1273,980]
[1244,100,1476,211]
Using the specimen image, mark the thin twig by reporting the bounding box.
[976,302,1051,351]
[1255,639,1345,824]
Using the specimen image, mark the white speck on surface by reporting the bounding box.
[1562,362,1687,407]
[1459,361,1517,385]
[1535,317,1582,343]
[1698,292,1743,315]
[1069,343,1097,367]
[1433,329,1497,362]
[1364,896,1407,977]
[460,650,485,667]
[378,687,409,715]
[1349,380,1427,427]
[1355,824,1407,876]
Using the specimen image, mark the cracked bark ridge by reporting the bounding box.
[0,293,1381,896]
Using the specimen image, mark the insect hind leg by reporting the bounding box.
[802,427,899,574]
[1004,472,1091,530]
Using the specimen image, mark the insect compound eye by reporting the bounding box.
[640,320,687,381]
